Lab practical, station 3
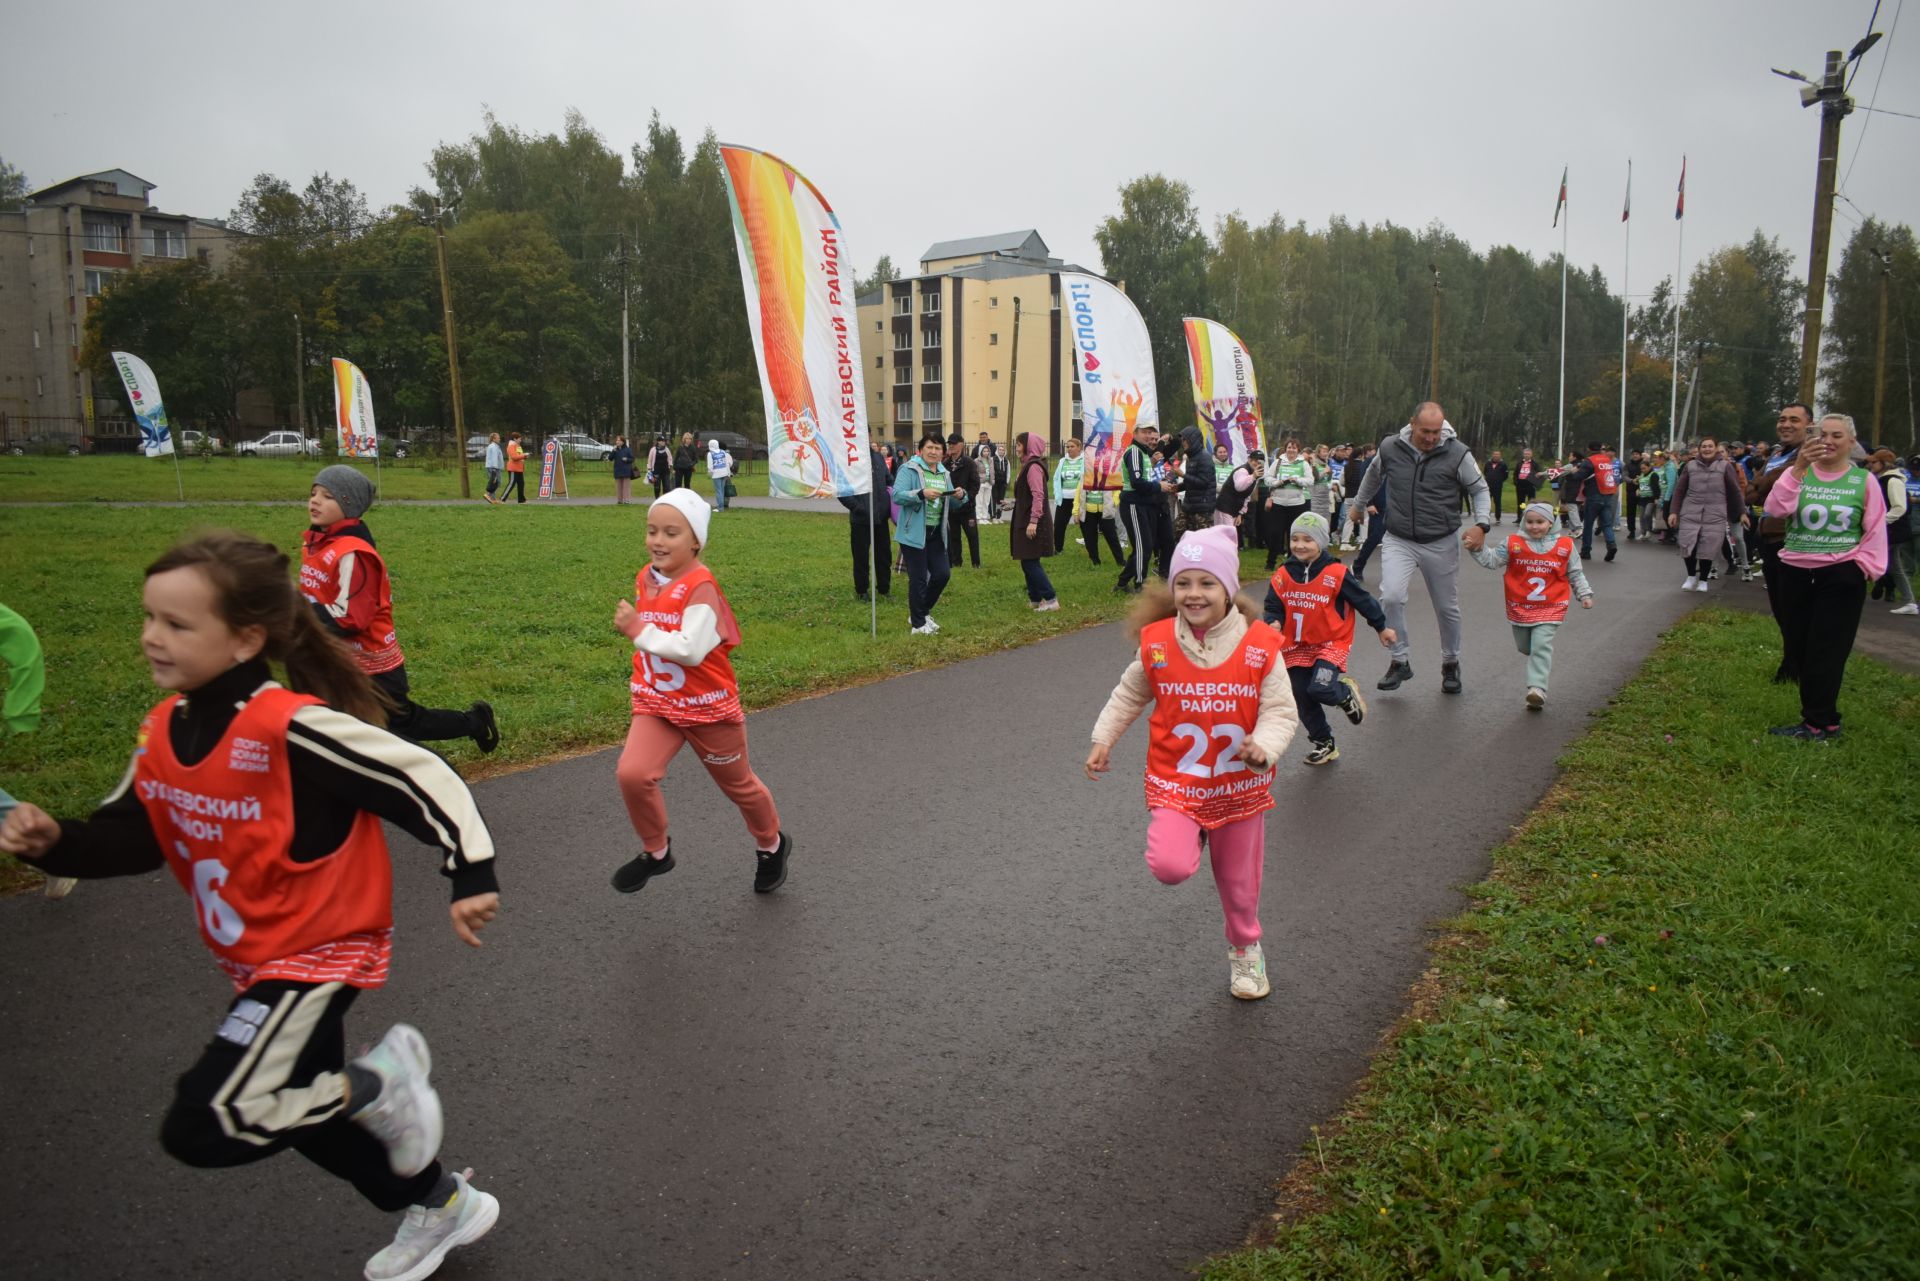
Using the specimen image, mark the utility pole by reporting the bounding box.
[293,312,305,437]
[1428,263,1441,402]
[1005,295,1022,449]
[1778,31,1882,405]
[1873,248,1890,443]
[431,199,472,498]
[620,232,632,445]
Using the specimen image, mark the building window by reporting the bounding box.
[990,369,999,380]
[875,355,882,369]
[70,323,78,346]
[874,319,882,332]
[921,293,940,313]
[25,236,33,257]
[142,226,186,258]
[894,296,912,316]
[36,377,45,397]
[894,367,911,386]
[989,406,999,419]
[989,333,999,346]
[83,220,126,253]
[84,269,117,297]
[990,296,999,308]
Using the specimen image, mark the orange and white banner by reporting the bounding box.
[331,358,377,458]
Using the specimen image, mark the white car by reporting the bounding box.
[548,432,614,461]
[235,431,321,458]
[179,430,223,454]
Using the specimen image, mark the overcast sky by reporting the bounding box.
[7,0,1913,305]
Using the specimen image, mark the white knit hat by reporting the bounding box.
[650,488,711,548]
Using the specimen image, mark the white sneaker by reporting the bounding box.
[925,616,941,633]
[1681,575,1698,591]
[909,621,936,636]
[1526,687,1545,711]
[364,1168,499,1281]
[1229,942,1270,1000]
[1893,603,1920,615]
[351,1024,443,1177]
[1694,579,1710,592]
[1035,599,1060,612]
[43,875,78,900]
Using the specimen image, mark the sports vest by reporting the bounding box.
[1592,452,1619,496]
[1268,561,1355,667]
[300,525,403,675]
[1785,466,1869,555]
[133,686,393,971]
[1139,617,1279,829]
[1270,457,1312,502]
[1215,467,1256,517]
[1503,534,1574,624]
[629,562,744,724]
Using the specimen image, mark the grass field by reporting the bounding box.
[1204,609,1920,1280]
[0,499,1149,864]
[0,453,746,503]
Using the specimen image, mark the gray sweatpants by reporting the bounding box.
[1377,532,1463,663]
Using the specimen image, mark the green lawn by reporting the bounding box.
[1,501,1148,856]
[0,453,751,503]
[1205,609,1920,1279]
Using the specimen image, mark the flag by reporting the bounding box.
[1182,317,1263,467]
[717,144,873,500]
[1622,160,1632,223]
[1552,167,1568,228]
[110,351,172,457]
[330,357,378,458]
[1675,157,1686,220]
[1062,273,1158,491]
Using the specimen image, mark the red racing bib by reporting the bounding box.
[1503,534,1574,624]
[1139,618,1279,829]
[1268,561,1355,668]
[629,562,744,724]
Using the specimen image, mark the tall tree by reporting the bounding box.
[1823,218,1919,450]
[856,255,901,296]
[1095,175,1211,424]
[0,157,29,211]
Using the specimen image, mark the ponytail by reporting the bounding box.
[145,530,388,725]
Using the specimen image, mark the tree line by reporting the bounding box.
[34,125,1915,455]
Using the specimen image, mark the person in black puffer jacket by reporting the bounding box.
[1175,426,1217,534]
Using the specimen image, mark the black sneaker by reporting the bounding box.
[1377,659,1413,691]
[753,832,791,894]
[1441,661,1463,695]
[1604,546,1617,562]
[1768,723,1839,742]
[469,701,500,754]
[612,844,675,893]
[1337,674,1367,725]
[1304,738,1339,766]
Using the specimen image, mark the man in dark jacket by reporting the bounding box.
[839,440,892,599]
[944,431,982,568]
[1175,426,1217,533]
[1116,424,1174,591]
[1483,450,1509,524]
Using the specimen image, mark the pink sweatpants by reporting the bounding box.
[615,715,782,855]
[1144,809,1267,947]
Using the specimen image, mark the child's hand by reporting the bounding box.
[1378,628,1398,648]
[1084,743,1111,781]
[1236,740,1272,770]
[613,599,643,640]
[450,892,500,947]
[1581,597,1594,609]
[0,802,60,859]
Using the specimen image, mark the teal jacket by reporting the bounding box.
[892,456,954,549]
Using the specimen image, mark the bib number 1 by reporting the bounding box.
[1172,722,1249,778]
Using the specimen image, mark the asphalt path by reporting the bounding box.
[1,531,1703,1280]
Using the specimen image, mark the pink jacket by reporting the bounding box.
[1763,465,1889,578]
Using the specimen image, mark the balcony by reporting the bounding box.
[893,298,912,316]
[920,295,940,314]
[921,367,941,384]
[920,330,942,350]
[920,403,943,423]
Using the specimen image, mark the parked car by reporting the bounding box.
[234,431,322,458]
[548,432,614,461]
[466,435,491,460]
[706,430,768,462]
[179,430,223,454]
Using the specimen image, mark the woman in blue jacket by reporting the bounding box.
[892,433,955,636]
[611,436,637,505]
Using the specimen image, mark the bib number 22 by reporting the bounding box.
[1172,722,1249,778]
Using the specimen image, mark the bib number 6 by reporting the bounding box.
[638,652,687,693]
[1172,722,1250,778]
[187,848,245,946]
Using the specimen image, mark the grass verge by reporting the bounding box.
[1,501,1165,887]
[1205,608,1920,1280]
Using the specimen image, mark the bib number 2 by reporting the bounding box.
[1172,722,1249,778]
[1526,576,1548,602]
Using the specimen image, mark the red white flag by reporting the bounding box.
[1675,157,1686,221]
[1552,167,1568,227]
[1622,160,1631,223]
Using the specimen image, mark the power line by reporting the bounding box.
[1841,0,1903,190]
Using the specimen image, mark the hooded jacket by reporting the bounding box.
[1175,426,1217,514]
[1010,434,1056,560]
[1349,422,1491,543]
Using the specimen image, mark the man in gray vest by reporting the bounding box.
[1347,401,1492,694]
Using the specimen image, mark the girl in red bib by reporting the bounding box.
[0,531,502,1280]
[1085,525,1299,1000]
[611,489,790,895]
[1469,502,1595,710]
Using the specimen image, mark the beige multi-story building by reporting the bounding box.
[854,230,1105,452]
[0,169,238,451]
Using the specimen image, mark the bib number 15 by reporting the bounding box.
[637,652,687,693]
[1172,722,1249,778]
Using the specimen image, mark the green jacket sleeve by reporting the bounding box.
[0,604,46,735]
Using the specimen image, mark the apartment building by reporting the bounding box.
[853,230,1105,452]
[0,169,238,450]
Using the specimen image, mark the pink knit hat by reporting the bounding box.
[1168,524,1241,599]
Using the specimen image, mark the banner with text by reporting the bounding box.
[718,144,872,500]
[1182,317,1263,468]
[1060,273,1157,491]
[330,358,378,458]
[111,351,173,457]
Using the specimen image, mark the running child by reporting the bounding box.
[1085,524,1299,1000]
[1469,501,1595,710]
[1261,513,1395,766]
[0,531,502,1280]
[611,488,791,895]
[302,465,500,753]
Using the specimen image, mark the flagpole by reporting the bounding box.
[1557,178,1569,462]
[169,437,185,502]
[1669,158,1685,452]
[1618,159,1631,462]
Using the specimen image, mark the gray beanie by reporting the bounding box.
[313,465,374,520]
[1289,511,1331,551]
